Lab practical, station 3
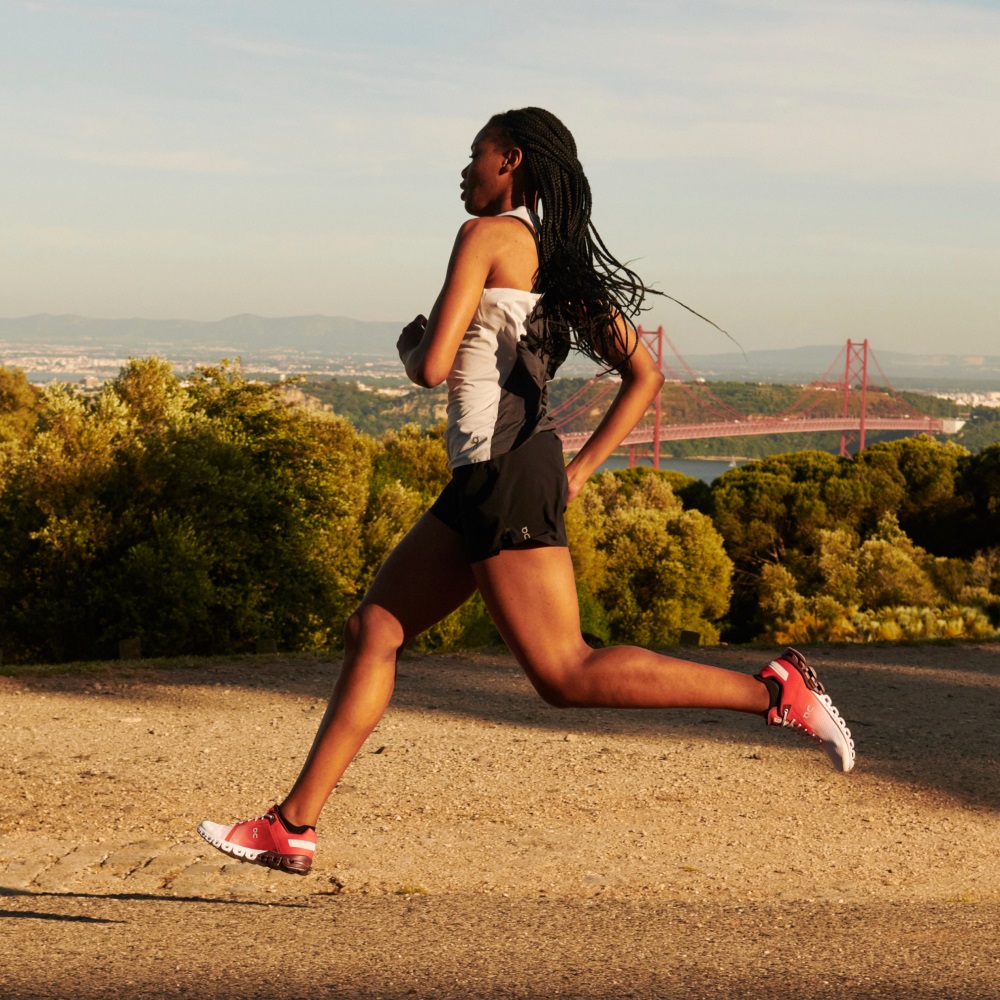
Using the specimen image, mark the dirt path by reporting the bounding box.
[1,644,998,998]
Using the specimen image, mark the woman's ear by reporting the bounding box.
[500,145,524,174]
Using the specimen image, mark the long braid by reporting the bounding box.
[486,107,653,371]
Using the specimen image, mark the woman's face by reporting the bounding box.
[460,128,515,217]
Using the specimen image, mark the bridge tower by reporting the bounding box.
[839,339,870,458]
[628,326,664,469]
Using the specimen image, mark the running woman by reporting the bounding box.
[199,107,854,876]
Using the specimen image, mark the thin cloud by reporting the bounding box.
[213,36,317,60]
[494,0,1000,182]
[1,223,99,251]
[16,0,161,24]
[69,147,248,174]
[3,0,997,351]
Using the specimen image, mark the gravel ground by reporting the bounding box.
[1,643,998,998]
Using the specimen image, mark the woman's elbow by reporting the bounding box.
[402,347,447,387]
[411,361,449,388]
[619,366,663,409]
[630,366,664,399]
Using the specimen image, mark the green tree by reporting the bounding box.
[0,359,374,662]
[567,472,732,646]
[601,464,711,513]
[957,444,1000,553]
[852,436,968,553]
[709,450,861,637]
[0,367,41,461]
[815,527,860,606]
[708,440,988,639]
[369,422,450,499]
[856,514,938,608]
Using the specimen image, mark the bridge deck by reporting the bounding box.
[557,416,961,452]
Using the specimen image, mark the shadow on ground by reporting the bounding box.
[2,894,998,999]
[0,885,306,909]
[7,643,1000,813]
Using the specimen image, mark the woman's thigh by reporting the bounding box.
[472,544,589,682]
[357,510,478,647]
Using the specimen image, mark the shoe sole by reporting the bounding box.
[781,647,825,692]
[777,648,856,773]
[197,822,313,876]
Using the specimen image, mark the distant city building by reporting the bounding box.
[933,391,1000,409]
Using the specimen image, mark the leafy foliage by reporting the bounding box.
[0,367,42,469]
[957,444,1000,554]
[1,359,998,662]
[0,360,372,661]
[953,406,1000,453]
[710,439,1000,642]
[296,378,448,437]
[566,472,732,646]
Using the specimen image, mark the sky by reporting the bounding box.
[2,0,998,356]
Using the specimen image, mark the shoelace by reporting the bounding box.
[237,811,274,825]
[778,705,824,744]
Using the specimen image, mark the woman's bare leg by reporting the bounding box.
[280,512,475,827]
[473,545,769,713]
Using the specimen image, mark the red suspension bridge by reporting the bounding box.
[554,330,965,468]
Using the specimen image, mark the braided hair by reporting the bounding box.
[485,107,655,372]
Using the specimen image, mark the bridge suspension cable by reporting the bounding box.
[554,330,961,462]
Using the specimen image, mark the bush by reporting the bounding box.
[566,471,732,646]
[3,358,997,661]
[0,360,372,661]
[767,603,997,645]
[0,366,41,463]
[709,438,1000,640]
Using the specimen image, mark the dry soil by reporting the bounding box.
[1,643,998,998]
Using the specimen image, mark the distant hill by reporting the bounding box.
[2,314,998,388]
[0,313,402,356]
[673,345,1000,390]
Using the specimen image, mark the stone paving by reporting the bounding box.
[0,837,321,899]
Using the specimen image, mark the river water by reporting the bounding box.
[595,455,749,483]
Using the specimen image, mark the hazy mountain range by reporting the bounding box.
[681,344,1000,390]
[2,313,998,389]
[0,313,401,355]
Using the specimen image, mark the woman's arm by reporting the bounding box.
[563,318,665,502]
[397,219,498,388]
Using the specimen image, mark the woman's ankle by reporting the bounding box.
[275,799,317,831]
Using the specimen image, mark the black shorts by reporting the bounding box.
[430,430,569,564]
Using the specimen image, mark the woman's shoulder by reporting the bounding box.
[456,212,531,240]
[450,212,539,293]
[454,214,537,264]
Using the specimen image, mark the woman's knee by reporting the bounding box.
[521,646,591,708]
[342,603,406,660]
[530,675,576,708]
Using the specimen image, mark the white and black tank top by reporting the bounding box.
[444,206,567,470]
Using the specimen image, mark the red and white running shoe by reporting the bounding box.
[757,648,855,772]
[197,806,316,875]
